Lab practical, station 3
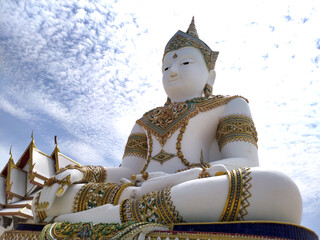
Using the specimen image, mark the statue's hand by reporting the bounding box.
[207,164,228,177]
[134,171,168,185]
[38,169,84,211]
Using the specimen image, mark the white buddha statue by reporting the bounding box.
[33,18,302,227]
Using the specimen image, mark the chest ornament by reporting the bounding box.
[151,149,176,164]
[137,95,247,147]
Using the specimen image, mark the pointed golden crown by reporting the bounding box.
[163,17,219,71]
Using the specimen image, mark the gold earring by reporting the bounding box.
[203,83,212,98]
[165,97,172,106]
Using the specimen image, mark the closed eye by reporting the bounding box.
[183,62,190,65]
[164,67,169,71]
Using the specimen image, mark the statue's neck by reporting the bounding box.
[170,93,203,103]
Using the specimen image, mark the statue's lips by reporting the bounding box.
[168,76,179,83]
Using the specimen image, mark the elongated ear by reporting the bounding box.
[207,70,216,87]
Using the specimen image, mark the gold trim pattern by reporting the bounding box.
[219,168,252,222]
[120,187,183,224]
[238,168,252,220]
[137,95,248,147]
[72,182,132,212]
[123,133,148,159]
[216,114,258,151]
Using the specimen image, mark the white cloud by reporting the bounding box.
[60,140,106,166]
[0,98,33,120]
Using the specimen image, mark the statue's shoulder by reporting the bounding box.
[195,95,249,113]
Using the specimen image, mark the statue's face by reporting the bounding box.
[162,47,209,102]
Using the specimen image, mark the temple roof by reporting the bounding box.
[0,136,80,222]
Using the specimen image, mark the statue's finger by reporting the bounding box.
[134,174,144,182]
[120,177,131,184]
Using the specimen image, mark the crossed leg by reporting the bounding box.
[37,168,302,225]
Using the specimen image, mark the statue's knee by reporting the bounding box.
[250,169,302,223]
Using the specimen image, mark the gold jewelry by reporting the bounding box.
[140,131,153,174]
[81,165,107,183]
[164,97,172,106]
[55,174,71,195]
[203,83,212,98]
[55,164,107,183]
[123,133,148,159]
[173,53,178,58]
[216,114,258,151]
[198,168,210,178]
[72,182,133,212]
[142,172,149,180]
[131,174,136,180]
[120,187,183,224]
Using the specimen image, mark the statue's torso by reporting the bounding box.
[136,96,241,174]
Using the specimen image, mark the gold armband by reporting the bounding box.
[216,114,258,151]
[55,164,106,183]
[123,133,148,159]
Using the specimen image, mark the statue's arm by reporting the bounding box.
[106,123,148,183]
[209,97,259,170]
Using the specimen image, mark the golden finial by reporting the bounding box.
[54,135,60,152]
[30,130,36,148]
[186,16,199,38]
[9,146,13,158]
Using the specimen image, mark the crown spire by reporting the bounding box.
[186,17,199,38]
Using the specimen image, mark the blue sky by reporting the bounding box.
[0,0,319,235]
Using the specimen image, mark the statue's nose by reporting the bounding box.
[170,65,178,77]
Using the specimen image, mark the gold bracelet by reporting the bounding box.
[80,166,107,183]
[142,172,149,180]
